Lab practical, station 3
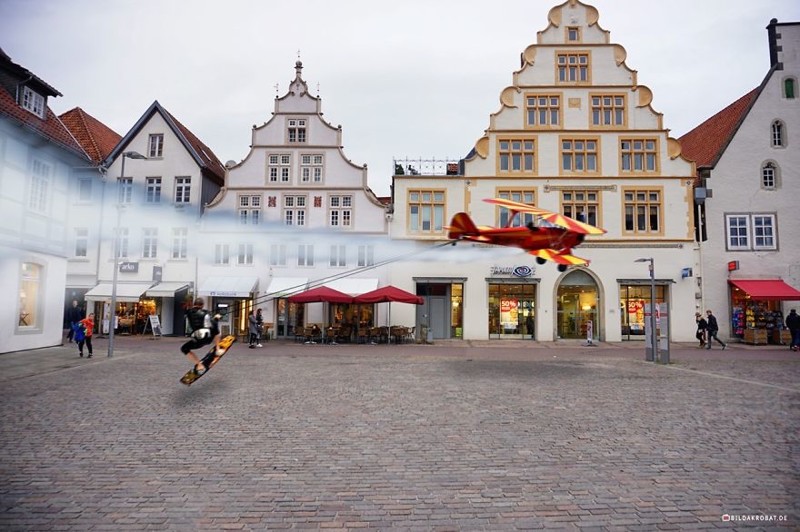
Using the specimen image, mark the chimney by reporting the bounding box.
[767,18,782,70]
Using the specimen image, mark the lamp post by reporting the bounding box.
[108,151,148,358]
[635,257,658,362]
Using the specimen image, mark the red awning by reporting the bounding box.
[728,279,800,300]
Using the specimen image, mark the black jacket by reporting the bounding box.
[696,317,708,331]
[787,312,800,331]
[706,314,719,332]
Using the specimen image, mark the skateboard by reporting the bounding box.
[180,335,236,386]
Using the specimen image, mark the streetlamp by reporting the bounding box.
[635,257,658,362]
[108,150,148,358]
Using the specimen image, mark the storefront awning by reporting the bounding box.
[198,276,258,298]
[85,282,154,303]
[323,278,379,296]
[729,279,800,300]
[146,282,190,297]
[267,277,308,298]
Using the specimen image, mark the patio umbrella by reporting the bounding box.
[354,286,423,338]
[287,286,353,304]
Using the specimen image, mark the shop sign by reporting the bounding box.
[209,291,237,297]
[119,261,139,273]
[490,265,535,277]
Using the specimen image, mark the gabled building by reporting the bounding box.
[680,19,800,345]
[84,101,225,336]
[59,106,121,320]
[198,61,389,340]
[0,48,96,352]
[390,0,698,343]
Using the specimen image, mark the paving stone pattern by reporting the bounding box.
[1,338,798,530]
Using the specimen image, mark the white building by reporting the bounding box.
[198,61,390,340]
[681,19,800,345]
[389,0,698,343]
[0,48,96,353]
[84,101,225,336]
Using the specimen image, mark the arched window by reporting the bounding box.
[784,78,796,99]
[771,120,784,147]
[761,162,777,189]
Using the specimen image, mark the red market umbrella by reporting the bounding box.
[288,286,353,304]
[354,286,423,337]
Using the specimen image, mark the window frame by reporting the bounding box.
[145,177,162,203]
[407,189,446,234]
[268,153,292,183]
[29,159,51,213]
[175,176,191,204]
[560,137,600,175]
[74,228,89,258]
[18,262,42,330]
[237,243,254,265]
[287,118,307,143]
[142,228,158,259]
[283,195,307,226]
[215,243,230,265]
[561,189,601,228]
[148,134,164,158]
[270,244,287,266]
[761,161,778,189]
[620,138,659,174]
[497,138,537,175]
[297,244,314,267]
[771,120,785,148]
[171,228,188,259]
[725,213,777,251]
[622,187,663,236]
[496,189,536,227]
[525,94,562,129]
[329,195,353,228]
[590,93,627,128]
[238,194,262,225]
[556,51,591,84]
[21,86,45,118]
[329,244,347,267]
[357,245,374,267]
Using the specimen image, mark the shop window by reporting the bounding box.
[18,262,42,328]
[619,283,667,340]
[557,270,598,340]
[488,283,535,339]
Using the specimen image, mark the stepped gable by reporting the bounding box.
[59,107,121,165]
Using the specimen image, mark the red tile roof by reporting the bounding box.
[0,86,89,160]
[678,89,758,171]
[59,107,121,165]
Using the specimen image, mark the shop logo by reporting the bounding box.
[513,265,533,277]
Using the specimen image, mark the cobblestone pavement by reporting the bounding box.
[1,337,798,530]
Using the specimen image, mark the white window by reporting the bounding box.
[119,178,133,204]
[172,228,187,259]
[238,195,262,225]
[284,195,307,226]
[238,243,253,265]
[301,154,324,183]
[270,244,287,266]
[329,195,352,228]
[215,244,230,265]
[358,245,374,267]
[78,178,92,201]
[148,134,164,157]
[725,214,777,251]
[771,121,784,147]
[175,177,191,204]
[145,177,162,203]
[268,154,291,183]
[18,262,42,328]
[288,119,306,143]
[21,86,45,118]
[142,228,158,258]
[297,244,314,266]
[115,228,129,259]
[74,228,89,257]
[29,159,51,213]
[330,245,346,267]
[761,162,777,189]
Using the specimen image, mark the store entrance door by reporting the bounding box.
[556,270,599,340]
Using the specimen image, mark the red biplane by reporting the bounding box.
[446,198,607,271]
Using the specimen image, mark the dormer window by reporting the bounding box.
[21,86,45,118]
[288,119,306,143]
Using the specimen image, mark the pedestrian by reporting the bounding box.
[705,310,726,350]
[77,313,95,358]
[786,309,800,351]
[695,312,707,348]
[248,309,259,348]
[181,298,223,374]
[65,299,83,343]
[255,308,264,347]
[526,313,534,340]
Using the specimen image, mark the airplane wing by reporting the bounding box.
[528,248,590,266]
[484,198,606,235]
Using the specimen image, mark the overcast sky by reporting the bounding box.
[2,0,799,196]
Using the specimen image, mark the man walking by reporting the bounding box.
[785,309,800,351]
[65,300,83,343]
[705,310,726,350]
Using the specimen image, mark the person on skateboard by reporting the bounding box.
[181,298,223,375]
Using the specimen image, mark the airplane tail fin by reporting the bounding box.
[447,212,479,240]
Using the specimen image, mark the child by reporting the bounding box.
[77,313,95,358]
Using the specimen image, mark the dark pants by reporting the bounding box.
[696,330,706,345]
[790,329,800,349]
[706,330,725,348]
[78,336,93,355]
[67,323,78,342]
